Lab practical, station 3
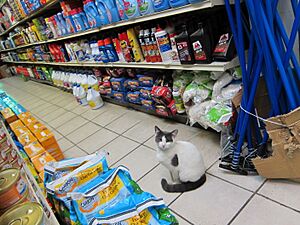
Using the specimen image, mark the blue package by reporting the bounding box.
[69,166,171,225]
[127,91,141,104]
[125,79,140,90]
[111,90,127,102]
[141,98,155,110]
[110,77,126,91]
[139,87,152,99]
[137,74,154,87]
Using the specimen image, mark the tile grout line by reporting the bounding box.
[227,179,268,225]
[169,207,195,225]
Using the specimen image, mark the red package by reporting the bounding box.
[151,86,172,105]
[168,100,177,116]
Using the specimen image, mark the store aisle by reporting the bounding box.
[1,77,300,225]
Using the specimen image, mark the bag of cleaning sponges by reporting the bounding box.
[44,153,99,184]
[69,166,178,225]
[46,152,109,225]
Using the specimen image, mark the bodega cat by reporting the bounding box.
[155,126,206,192]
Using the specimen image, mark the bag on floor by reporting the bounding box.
[69,166,176,225]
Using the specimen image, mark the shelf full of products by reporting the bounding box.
[0,0,228,51]
[0,120,60,225]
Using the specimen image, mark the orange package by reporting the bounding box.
[9,120,28,136]
[18,132,37,146]
[24,141,46,158]
[44,141,64,161]
[27,121,46,133]
[17,111,31,122]
[1,108,18,123]
[22,116,38,128]
[34,127,56,147]
[31,151,56,173]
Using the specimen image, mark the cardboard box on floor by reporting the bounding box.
[1,108,18,123]
[253,107,300,179]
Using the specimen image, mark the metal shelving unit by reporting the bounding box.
[1,120,60,225]
[4,56,239,72]
[0,0,60,37]
[0,0,227,52]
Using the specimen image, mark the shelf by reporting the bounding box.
[0,0,60,37]
[4,57,239,71]
[1,120,60,225]
[1,0,227,52]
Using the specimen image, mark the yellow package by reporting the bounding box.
[127,28,144,62]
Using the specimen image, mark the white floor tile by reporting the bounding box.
[93,109,127,127]
[56,116,88,135]
[115,145,158,181]
[208,161,266,191]
[232,195,300,225]
[66,122,101,144]
[170,175,252,225]
[48,111,77,128]
[63,146,88,158]
[77,128,118,154]
[58,138,74,152]
[258,180,300,211]
[42,108,67,123]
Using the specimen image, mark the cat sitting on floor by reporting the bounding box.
[155,126,206,193]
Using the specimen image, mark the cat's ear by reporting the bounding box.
[171,129,178,138]
[155,126,161,134]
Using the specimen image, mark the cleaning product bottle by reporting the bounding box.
[127,28,144,62]
[64,12,77,33]
[90,40,101,61]
[95,0,120,24]
[88,75,100,91]
[84,0,102,28]
[175,24,194,64]
[169,0,189,8]
[138,0,154,15]
[138,29,150,62]
[57,12,69,35]
[213,31,235,61]
[78,84,88,106]
[112,37,126,62]
[153,0,170,12]
[98,40,109,63]
[71,9,86,32]
[118,32,133,62]
[104,38,119,62]
[115,0,128,20]
[77,8,90,29]
[155,26,172,63]
[81,74,89,92]
[151,27,162,62]
[87,87,104,109]
[190,22,212,64]
[123,0,140,19]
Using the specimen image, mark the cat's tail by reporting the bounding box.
[161,174,206,193]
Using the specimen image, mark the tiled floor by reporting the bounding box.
[1,77,300,225]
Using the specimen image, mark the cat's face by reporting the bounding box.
[154,126,178,151]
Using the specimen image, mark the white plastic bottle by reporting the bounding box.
[87,75,99,91]
[154,27,173,63]
[81,74,89,91]
[77,85,88,106]
[87,87,104,109]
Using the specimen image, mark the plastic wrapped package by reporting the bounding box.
[188,100,215,127]
[212,72,233,100]
[68,166,177,225]
[221,82,242,100]
[210,71,224,80]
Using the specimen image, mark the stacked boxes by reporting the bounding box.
[1,108,18,123]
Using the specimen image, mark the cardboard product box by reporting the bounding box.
[44,141,64,161]
[18,111,31,122]
[22,116,38,128]
[1,108,18,123]
[24,141,46,158]
[253,107,300,179]
[31,151,56,173]
[27,121,46,133]
[34,127,56,148]
[18,132,38,146]
[9,120,29,137]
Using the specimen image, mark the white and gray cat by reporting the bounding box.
[155,126,206,193]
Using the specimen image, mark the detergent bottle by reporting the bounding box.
[90,40,101,61]
[115,0,128,20]
[71,9,86,32]
[81,74,89,91]
[112,37,126,62]
[104,38,119,62]
[87,87,104,109]
[169,0,189,8]
[57,12,69,35]
[77,8,90,29]
[123,0,140,19]
[95,0,120,24]
[153,0,170,12]
[137,0,154,16]
[88,75,100,91]
[77,84,88,106]
[84,0,102,28]
[98,40,109,63]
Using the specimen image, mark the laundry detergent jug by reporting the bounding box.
[88,75,99,91]
[87,87,104,109]
[84,0,102,28]
[123,0,140,19]
[153,0,170,12]
[95,0,120,24]
[138,0,154,15]
[169,0,189,8]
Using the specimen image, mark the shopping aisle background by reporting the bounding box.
[1,77,300,225]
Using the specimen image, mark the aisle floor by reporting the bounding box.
[1,77,300,225]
